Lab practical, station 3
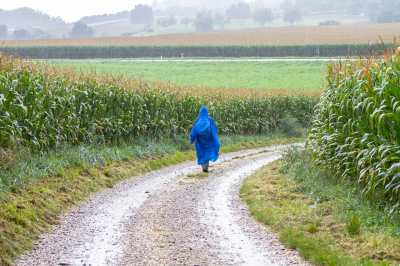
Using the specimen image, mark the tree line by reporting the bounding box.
[0,7,69,29]
[295,0,400,23]
[0,22,96,40]
[133,0,400,32]
[3,0,399,41]
[0,25,58,41]
[128,3,301,32]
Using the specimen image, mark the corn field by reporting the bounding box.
[309,47,400,214]
[0,53,318,152]
[0,43,392,59]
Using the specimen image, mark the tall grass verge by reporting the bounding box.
[0,133,295,191]
[241,146,400,265]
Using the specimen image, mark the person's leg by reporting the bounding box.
[201,161,209,172]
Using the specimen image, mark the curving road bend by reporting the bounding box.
[16,143,310,266]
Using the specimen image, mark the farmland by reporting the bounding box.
[47,59,327,92]
[2,50,316,263]
[237,48,400,265]
[0,54,316,265]
[4,43,388,59]
[91,17,368,38]
[2,17,400,264]
[4,22,400,46]
[0,53,318,156]
[309,49,400,210]
[43,16,368,39]
[136,17,368,37]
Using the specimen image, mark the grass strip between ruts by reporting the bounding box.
[0,137,302,265]
[240,160,400,266]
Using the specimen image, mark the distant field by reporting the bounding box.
[5,22,399,46]
[133,17,368,37]
[47,59,327,92]
[45,23,154,38]
[26,16,368,39]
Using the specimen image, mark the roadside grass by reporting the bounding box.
[186,172,209,179]
[47,59,326,92]
[240,147,400,265]
[0,134,303,265]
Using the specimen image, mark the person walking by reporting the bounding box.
[190,106,220,172]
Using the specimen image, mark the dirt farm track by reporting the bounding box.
[16,144,309,266]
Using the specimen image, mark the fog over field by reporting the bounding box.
[0,0,398,40]
[1,0,283,23]
[0,0,284,25]
[152,0,284,14]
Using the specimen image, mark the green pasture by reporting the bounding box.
[47,59,327,91]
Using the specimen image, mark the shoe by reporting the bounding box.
[203,168,208,172]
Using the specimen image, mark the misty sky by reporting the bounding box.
[1,0,154,22]
[1,0,265,23]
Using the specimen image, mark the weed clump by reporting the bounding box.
[347,212,361,236]
[275,115,305,138]
[173,135,193,151]
[307,223,319,234]
[103,169,112,178]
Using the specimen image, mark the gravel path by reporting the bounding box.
[16,143,310,266]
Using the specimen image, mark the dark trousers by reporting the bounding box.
[201,161,209,171]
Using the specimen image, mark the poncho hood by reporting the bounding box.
[199,106,209,117]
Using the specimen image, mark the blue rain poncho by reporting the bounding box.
[190,106,220,165]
